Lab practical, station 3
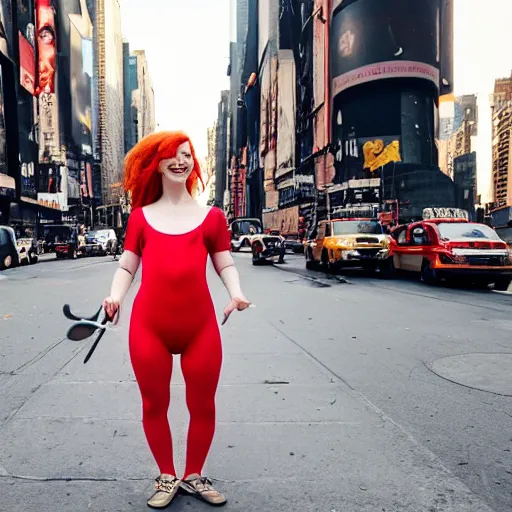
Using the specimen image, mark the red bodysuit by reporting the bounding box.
[123,206,231,477]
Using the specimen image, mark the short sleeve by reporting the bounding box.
[123,208,144,256]
[205,207,231,255]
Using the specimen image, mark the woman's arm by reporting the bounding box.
[211,250,242,297]
[211,250,250,323]
[103,250,140,318]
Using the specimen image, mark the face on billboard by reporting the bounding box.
[36,3,57,96]
[331,0,440,96]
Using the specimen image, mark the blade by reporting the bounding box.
[62,304,82,321]
[83,328,106,364]
[66,321,100,341]
[63,304,103,322]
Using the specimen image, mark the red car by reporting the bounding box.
[390,216,512,290]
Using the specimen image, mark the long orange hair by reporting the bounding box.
[123,131,205,209]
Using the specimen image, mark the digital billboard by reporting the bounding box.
[35,0,56,96]
[36,0,60,162]
[19,32,35,94]
[331,0,440,97]
[69,16,93,154]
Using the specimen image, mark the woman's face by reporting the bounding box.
[158,141,194,186]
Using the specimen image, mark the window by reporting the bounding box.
[410,225,430,246]
[437,223,501,241]
[395,228,407,245]
[332,220,383,235]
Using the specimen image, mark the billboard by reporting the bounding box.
[19,32,35,94]
[36,0,60,162]
[69,16,93,154]
[276,50,296,179]
[35,0,56,95]
[331,0,440,97]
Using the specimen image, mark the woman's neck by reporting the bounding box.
[159,178,194,205]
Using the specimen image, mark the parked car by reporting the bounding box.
[16,237,38,265]
[86,229,118,256]
[304,218,394,276]
[229,218,264,252]
[251,232,286,265]
[0,226,19,270]
[390,211,512,290]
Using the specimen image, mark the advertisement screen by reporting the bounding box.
[331,0,440,96]
[36,0,56,96]
[19,32,35,94]
[70,17,93,154]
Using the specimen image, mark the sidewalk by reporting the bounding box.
[0,261,497,511]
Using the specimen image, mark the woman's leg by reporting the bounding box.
[180,324,222,477]
[130,328,176,476]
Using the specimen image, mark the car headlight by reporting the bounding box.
[337,239,353,247]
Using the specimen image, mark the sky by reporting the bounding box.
[120,0,233,159]
[119,0,512,200]
[453,0,512,201]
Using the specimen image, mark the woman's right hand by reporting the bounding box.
[103,297,120,321]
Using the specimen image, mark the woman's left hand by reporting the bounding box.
[222,296,251,325]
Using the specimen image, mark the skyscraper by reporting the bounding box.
[95,0,124,207]
[490,73,512,209]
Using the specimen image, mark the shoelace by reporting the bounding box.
[189,476,215,493]
[155,477,179,494]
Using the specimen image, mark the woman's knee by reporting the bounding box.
[141,389,170,418]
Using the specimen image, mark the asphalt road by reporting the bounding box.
[0,252,511,511]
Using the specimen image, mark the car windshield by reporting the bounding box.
[332,221,383,236]
[91,230,109,239]
[437,223,501,241]
[233,221,262,235]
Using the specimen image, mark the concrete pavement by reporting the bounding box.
[0,255,509,511]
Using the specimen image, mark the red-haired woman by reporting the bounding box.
[103,131,250,508]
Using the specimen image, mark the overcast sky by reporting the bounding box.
[120,0,232,158]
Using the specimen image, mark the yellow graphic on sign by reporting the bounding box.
[363,140,401,172]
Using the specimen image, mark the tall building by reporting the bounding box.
[132,50,155,140]
[214,90,229,209]
[123,41,138,153]
[438,94,478,179]
[329,0,456,222]
[206,123,217,205]
[491,73,512,210]
[95,0,124,209]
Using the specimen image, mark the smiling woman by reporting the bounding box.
[123,131,205,209]
[103,130,250,508]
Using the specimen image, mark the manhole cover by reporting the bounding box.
[428,353,512,396]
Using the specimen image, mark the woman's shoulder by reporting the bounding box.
[127,207,145,226]
[206,206,229,225]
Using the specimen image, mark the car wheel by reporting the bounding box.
[305,248,316,270]
[3,254,13,269]
[252,243,263,265]
[494,278,511,292]
[379,258,396,279]
[321,250,332,273]
[421,260,438,285]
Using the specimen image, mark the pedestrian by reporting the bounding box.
[102,131,250,509]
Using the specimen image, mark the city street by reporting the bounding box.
[0,253,511,511]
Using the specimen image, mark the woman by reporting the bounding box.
[103,131,250,508]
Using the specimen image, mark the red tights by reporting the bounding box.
[129,325,222,477]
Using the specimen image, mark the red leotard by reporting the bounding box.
[123,206,231,477]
